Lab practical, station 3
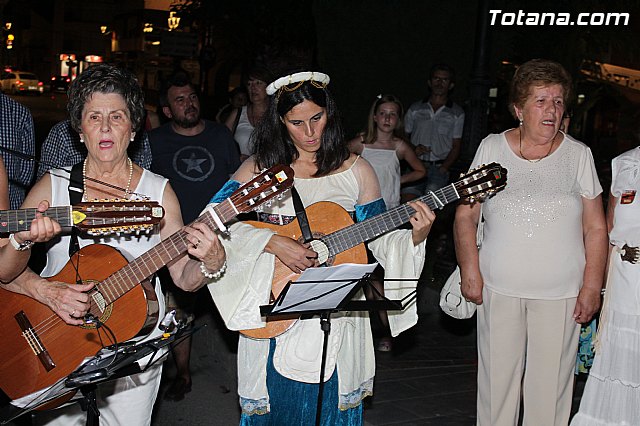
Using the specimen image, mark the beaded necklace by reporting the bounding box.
[83,157,133,199]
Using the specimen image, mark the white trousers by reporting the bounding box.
[35,363,163,426]
[476,287,579,426]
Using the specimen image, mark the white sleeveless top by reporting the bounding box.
[361,146,400,208]
[43,168,169,343]
[234,106,254,157]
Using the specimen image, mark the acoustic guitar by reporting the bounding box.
[0,165,294,402]
[0,200,165,236]
[240,162,507,339]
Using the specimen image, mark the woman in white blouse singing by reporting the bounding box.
[454,59,607,426]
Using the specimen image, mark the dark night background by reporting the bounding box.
[3,0,640,162]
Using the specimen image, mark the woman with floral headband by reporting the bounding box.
[189,71,435,424]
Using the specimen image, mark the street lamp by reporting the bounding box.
[0,22,14,67]
[167,12,180,31]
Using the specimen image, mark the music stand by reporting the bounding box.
[0,326,199,426]
[260,263,417,426]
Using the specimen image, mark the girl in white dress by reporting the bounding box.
[348,95,426,351]
[348,94,425,209]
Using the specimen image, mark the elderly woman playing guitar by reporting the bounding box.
[191,71,435,425]
[4,64,225,425]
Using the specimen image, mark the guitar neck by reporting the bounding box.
[99,200,236,304]
[0,207,73,233]
[322,183,460,257]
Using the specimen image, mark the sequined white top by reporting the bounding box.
[471,131,602,299]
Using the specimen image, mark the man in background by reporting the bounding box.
[149,70,240,401]
[402,63,464,201]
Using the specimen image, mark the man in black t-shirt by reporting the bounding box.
[149,71,241,401]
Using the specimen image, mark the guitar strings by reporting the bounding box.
[323,185,460,255]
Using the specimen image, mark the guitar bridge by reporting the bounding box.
[15,311,56,372]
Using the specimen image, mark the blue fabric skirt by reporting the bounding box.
[240,339,363,426]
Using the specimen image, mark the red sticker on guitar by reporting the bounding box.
[621,190,636,204]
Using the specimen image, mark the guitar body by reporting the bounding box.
[240,201,368,339]
[0,244,157,400]
[0,165,296,402]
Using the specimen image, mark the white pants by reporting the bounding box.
[35,363,163,426]
[476,287,579,426]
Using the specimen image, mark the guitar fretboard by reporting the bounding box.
[322,183,460,257]
[96,199,238,305]
[0,207,72,233]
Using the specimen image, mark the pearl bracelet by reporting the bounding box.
[200,260,227,280]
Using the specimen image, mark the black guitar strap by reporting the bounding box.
[291,186,313,243]
[68,162,84,257]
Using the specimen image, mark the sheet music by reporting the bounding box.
[271,263,378,314]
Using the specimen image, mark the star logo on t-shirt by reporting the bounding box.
[182,153,207,173]
[172,146,215,182]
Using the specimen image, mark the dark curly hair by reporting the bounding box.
[158,69,194,107]
[67,64,145,133]
[252,80,349,177]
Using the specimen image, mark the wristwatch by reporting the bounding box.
[8,234,35,251]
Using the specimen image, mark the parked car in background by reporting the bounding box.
[0,71,43,95]
[50,75,71,93]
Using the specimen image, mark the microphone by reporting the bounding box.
[158,309,178,333]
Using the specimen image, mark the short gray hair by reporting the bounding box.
[67,64,145,133]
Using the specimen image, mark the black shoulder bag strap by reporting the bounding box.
[291,186,313,244]
[68,162,84,256]
[231,107,242,135]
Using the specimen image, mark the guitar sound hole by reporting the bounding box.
[81,282,114,330]
[308,237,331,265]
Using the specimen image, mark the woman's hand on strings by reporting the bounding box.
[14,200,62,244]
[408,200,436,246]
[34,278,95,326]
[184,222,226,273]
[265,235,318,274]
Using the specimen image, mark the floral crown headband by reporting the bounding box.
[266,71,330,96]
